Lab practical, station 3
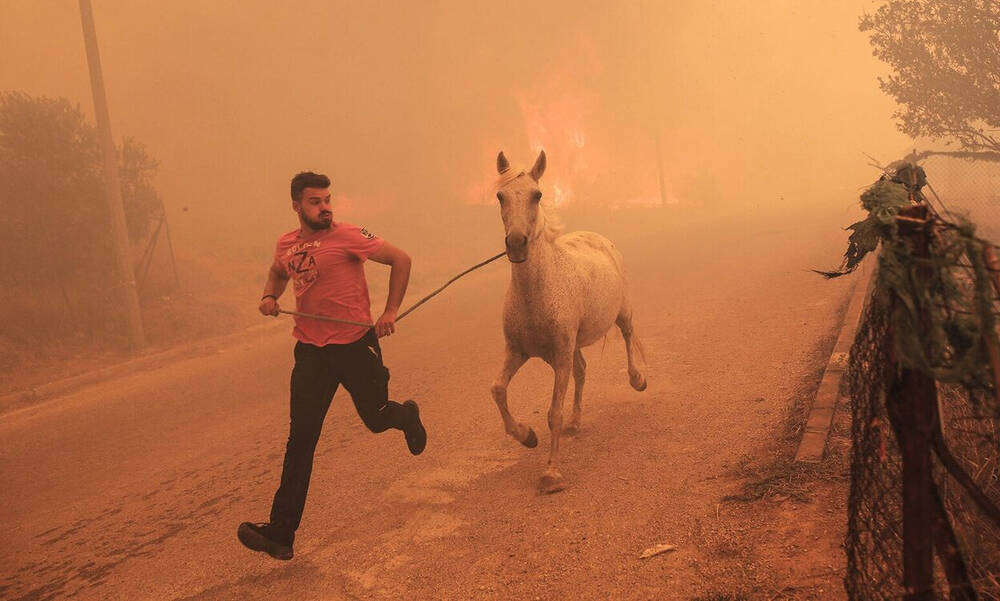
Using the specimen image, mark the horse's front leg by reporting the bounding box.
[540,350,573,494]
[491,348,536,448]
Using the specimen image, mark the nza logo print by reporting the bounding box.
[289,251,316,274]
[288,250,319,293]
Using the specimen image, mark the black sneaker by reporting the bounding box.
[237,522,294,560]
[402,400,427,455]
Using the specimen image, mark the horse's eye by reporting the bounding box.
[532,191,542,202]
[496,192,503,203]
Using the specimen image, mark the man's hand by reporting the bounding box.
[374,310,397,338]
[259,296,280,316]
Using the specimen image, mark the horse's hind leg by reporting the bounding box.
[562,349,585,436]
[616,302,647,392]
[490,349,536,448]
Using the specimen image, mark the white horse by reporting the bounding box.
[491,150,647,494]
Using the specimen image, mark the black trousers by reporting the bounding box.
[269,329,407,534]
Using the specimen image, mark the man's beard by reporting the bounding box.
[303,213,332,230]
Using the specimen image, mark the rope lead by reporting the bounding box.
[277,251,507,328]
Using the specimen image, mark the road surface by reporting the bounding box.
[2,207,857,600]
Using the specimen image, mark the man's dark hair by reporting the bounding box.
[290,172,331,201]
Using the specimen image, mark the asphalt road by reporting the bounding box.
[1,207,857,600]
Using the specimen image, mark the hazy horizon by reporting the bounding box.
[1,1,912,262]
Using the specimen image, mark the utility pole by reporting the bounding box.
[79,0,146,350]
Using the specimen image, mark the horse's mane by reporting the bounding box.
[539,200,564,242]
[496,166,564,242]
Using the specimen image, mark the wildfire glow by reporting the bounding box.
[465,31,676,210]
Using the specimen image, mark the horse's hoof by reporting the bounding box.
[630,373,647,392]
[521,428,538,448]
[538,470,566,494]
[562,423,581,436]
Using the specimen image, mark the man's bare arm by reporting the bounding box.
[367,241,411,337]
[259,260,290,316]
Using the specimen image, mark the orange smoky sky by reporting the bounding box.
[1,0,910,256]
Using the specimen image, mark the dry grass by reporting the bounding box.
[722,326,851,506]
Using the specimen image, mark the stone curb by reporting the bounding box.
[795,256,876,463]
[0,319,287,417]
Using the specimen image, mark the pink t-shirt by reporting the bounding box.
[273,222,384,345]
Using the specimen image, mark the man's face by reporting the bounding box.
[294,187,333,230]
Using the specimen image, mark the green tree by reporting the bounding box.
[0,91,162,340]
[0,91,161,285]
[859,0,1000,159]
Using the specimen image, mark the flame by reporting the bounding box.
[515,83,606,208]
[465,29,678,210]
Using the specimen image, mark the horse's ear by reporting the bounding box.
[497,151,510,174]
[530,150,546,181]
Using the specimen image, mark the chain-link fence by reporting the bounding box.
[921,155,1000,241]
[846,287,906,599]
[843,160,1000,600]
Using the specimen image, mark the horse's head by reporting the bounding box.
[496,150,546,263]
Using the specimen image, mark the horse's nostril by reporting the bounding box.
[506,234,527,249]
